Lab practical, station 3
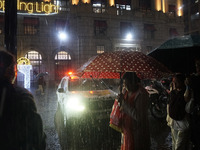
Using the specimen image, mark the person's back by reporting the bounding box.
[167,73,190,150]
[169,89,186,121]
[190,74,200,105]
[0,50,46,150]
[189,73,200,149]
[38,76,44,85]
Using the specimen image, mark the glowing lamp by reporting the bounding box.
[58,32,67,41]
[68,71,73,75]
[17,65,32,89]
[126,33,133,40]
[65,96,85,112]
[90,91,94,94]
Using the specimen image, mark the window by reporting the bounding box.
[55,51,71,60]
[25,51,42,65]
[55,0,68,11]
[115,0,131,15]
[92,0,106,13]
[55,19,68,32]
[23,17,39,35]
[55,51,72,81]
[139,0,151,10]
[146,46,153,53]
[144,24,156,39]
[25,51,42,81]
[94,20,107,35]
[120,22,132,38]
[97,46,104,54]
[191,4,199,15]
[0,15,4,34]
[168,5,176,17]
[169,28,179,37]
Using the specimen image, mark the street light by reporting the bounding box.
[58,31,67,41]
[125,33,133,41]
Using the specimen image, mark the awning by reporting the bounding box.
[169,5,176,12]
[144,24,156,31]
[23,17,39,25]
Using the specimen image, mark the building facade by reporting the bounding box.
[183,0,200,35]
[0,0,184,83]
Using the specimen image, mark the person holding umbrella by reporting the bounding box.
[119,72,150,150]
[36,75,46,95]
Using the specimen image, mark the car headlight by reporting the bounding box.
[65,95,85,112]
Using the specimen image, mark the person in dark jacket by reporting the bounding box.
[36,75,46,95]
[184,57,200,150]
[0,50,46,150]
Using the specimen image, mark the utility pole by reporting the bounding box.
[5,0,17,56]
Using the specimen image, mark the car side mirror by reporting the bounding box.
[58,88,64,93]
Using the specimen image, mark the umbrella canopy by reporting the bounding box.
[158,34,200,49]
[36,72,48,78]
[148,35,200,74]
[77,51,171,79]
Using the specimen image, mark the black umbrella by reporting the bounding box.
[36,72,48,78]
[148,35,200,74]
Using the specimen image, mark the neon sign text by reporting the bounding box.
[0,0,59,14]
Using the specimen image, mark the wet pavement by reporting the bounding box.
[31,84,61,150]
[31,84,172,150]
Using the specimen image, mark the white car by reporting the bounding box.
[55,74,120,149]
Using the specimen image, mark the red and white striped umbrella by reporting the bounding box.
[77,51,171,79]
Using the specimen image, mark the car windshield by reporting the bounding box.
[68,78,109,91]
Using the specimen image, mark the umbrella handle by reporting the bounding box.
[118,72,123,104]
[120,78,123,94]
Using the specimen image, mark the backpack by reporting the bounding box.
[169,90,186,121]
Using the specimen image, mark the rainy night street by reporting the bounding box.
[31,84,172,150]
[2,0,200,150]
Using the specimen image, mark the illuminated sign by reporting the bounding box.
[18,65,32,89]
[17,57,31,65]
[0,0,59,14]
[17,57,32,89]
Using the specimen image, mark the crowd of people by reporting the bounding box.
[0,48,200,150]
[112,57,200,150]
[166,57,200,150]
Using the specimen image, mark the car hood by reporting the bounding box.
[67,89,118,99]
